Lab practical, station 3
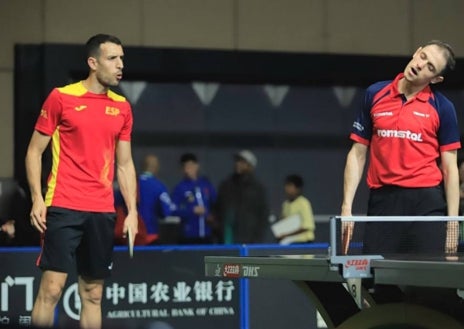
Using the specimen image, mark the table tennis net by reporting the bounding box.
[341,218,462,256]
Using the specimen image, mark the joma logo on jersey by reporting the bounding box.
[74,105,87,111]
[40,109,48,119]
[105,106,120,116]
[377,129,423,142]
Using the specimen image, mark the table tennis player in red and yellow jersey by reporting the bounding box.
[26,34,138,329]
[36,82,132,212]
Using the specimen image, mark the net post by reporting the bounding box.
[329,216,342,257]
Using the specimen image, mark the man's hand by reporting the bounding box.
[123,212,138,241]
[193,206,206,215]
[30,198,47,233]
[340,208,354,255]
[341,221,354,255]
[446,220,459,254]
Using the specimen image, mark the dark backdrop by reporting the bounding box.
[14,45,464,228]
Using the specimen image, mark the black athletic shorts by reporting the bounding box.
[37,206,116,279]
[363,185,447,255]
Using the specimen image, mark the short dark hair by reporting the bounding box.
[85,34,122,59]
[180,153,198,165]
[422,40,456,76]
[285,174,304,189]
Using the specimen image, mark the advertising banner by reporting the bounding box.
[0,249,40,327]
[0,246,241,329]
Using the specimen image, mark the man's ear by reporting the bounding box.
[87,57,97,70]
[431,75,444,84]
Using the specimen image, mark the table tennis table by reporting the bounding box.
[204,217,464,329]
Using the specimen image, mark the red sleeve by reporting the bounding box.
[349,133,370,146]
[34,89,62,136]
[118,102,133,141]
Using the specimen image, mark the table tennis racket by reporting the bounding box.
[127,226,134,258]
[342,222,353,255]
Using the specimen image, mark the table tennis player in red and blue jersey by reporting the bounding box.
[341,40,460,256]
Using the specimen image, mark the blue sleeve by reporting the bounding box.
[351,80,390,142]
[434,92,461,147]
[158,183,174,217]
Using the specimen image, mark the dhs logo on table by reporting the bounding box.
[242,266,259,277]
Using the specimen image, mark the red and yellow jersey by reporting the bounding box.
[35,81,133,212]
[350,73,461,189]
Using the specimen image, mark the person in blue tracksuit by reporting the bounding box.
[171,153,217,244]
[138,154,175,241]
[115,154,175,245]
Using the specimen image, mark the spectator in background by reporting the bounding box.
[0,218,15,245]
[138,154,175,242]
[171,153,217,244]
[277,174,315,244]
[214,150,270,244]
[0,183,39,246]
[115,154,175,245]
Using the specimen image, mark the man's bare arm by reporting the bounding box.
[116,140,138,238]
[25,131,51,233]
[441,149,459,253]
[341,142,368,254]
[341,142,368,216]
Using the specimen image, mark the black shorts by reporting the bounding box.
[37,206,116,279]
[363,185,447,255]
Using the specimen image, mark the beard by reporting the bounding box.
[97,73,119,88]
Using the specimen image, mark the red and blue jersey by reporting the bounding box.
[35,81,133,212]
[350,73,461,189]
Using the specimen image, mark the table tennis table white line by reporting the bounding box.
[336,216,464,222]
